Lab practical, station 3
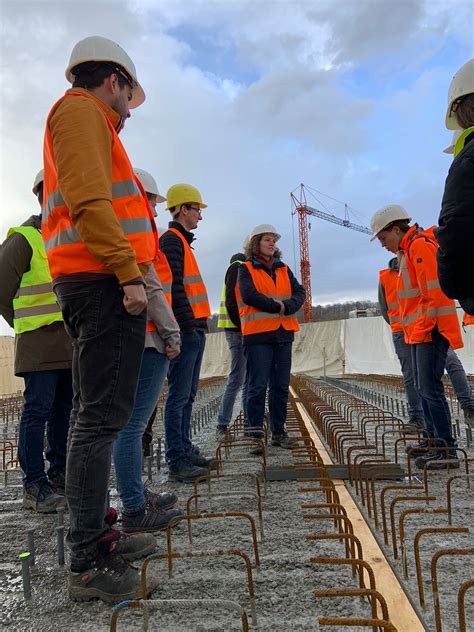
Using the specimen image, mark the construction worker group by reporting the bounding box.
[0,34,472,605]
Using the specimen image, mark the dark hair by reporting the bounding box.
[455,94,474,129]
[244,234,282,259]
[383,219,410,234]
[71,61,132,90]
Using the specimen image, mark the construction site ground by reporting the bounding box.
[1,376,473,631]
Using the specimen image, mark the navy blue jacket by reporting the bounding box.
[159,222,208,333]
[238,258,305,345]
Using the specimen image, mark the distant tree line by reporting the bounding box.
[207,300,380,332]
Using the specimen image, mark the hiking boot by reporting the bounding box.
[215,426,228,442]
[405,440,431,458]
[462,404,474,429]
[415,449,460,470]
[113,532,157,561]
[188,451,218,470]
[68,551,158,603]
[122,504,183,534]
[144,484,178,510]
[48,469,66,496]
[23,480,66,513]
[168,458,208,483]
[402,417,425,433]
[271,432,292,449]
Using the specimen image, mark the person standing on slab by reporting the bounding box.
[0,170,71,514]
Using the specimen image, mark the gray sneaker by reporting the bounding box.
[113,532,157,561]
[402,417,425,433]
[215,426,228,442]
[68,551,158,603]
[122,504,183,534]
[168,458,208,483]
[23,480,66,513]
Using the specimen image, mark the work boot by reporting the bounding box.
[23,480,66,513]
[48,468,66,496]
[215,426,228,442]
[101,510,157,560]
[462,404,474,429]
[144,483,178,510]
[271,432,292,449]
[402,417,425,433]
[405,440,431,458]
[68,551,158,603]
[415,449,460,470]
[188,450,218,470]
[168,458,208,483]
[122,504,183,534]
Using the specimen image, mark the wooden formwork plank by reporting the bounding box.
[289,386,427,632]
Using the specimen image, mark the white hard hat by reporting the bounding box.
[243,234,250,250]
[32,169,44,194]
[446,58,474,130]
[133,168,166,202]
[249,224,281,240]
[66,36,145,109]
[443,129,463,154]
[369,205,411,241]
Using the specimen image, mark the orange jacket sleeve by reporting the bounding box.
[408,238,439,343]
[49,96,142,284]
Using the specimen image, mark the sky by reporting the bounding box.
[0,0,472,336]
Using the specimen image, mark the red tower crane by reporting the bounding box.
[290,183,372,323]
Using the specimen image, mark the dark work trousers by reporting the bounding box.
[244,341,292,434]
[56,278,146,571]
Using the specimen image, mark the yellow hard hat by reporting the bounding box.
[166,183,207,211]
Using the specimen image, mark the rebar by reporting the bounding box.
[19,552,31,600]
[458,579,474,632]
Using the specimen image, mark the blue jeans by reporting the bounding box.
[18,369,72,487]
[217,330,248,428]
[411,328,454,445]
[245,342,292,434]
[56,278,146,570]
[392,332,424,419]
[164,330,205,465]
[113,348,169,512]
[445,348,474,409]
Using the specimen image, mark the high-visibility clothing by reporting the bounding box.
[166,227,211,319]
[42,91,157,279]
[236,261,299,336]
[7,226,63,334]
[379,268,403,333]
[217,259,244,329]
[463,312,474,327]
[146,254,174,333]
[397,225,463,349]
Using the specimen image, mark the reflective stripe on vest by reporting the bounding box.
[7,226,63,334]
[397,225,463,349]
[217,260,245,329]
[147,254,174,333]
[166,228,211,320]
[379,268,403,333]
[42,91,158,279]
[236,262,299,336]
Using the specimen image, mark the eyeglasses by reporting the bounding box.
[185,205,202,216]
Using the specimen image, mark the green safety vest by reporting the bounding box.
[454,126,474,158]
[217,259,244,329]
[7,225,63,334]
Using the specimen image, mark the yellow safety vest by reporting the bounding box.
[217,260,244,329]
[8,225,63,334]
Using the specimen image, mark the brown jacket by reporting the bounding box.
[0,216,72,376]
[48,88,150,285]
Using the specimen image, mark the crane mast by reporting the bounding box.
[290,183,371,324]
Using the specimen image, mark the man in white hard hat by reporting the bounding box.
[0,171,72,513]
[436,58,474,316]
[41,36,158,603]
[159,184,216,482]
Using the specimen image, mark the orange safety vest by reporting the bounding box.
[397,225,463,349]
[166,227,211,320]
[42,91,157,279]
[379,268,402,333]
[463,312,474,327]
[146,255,174,333]
[236,261,299,336]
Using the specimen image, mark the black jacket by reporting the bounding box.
[238,258,305,345]
[159,222,208,333]
[224,253,246,330]
[436,130,474,313]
